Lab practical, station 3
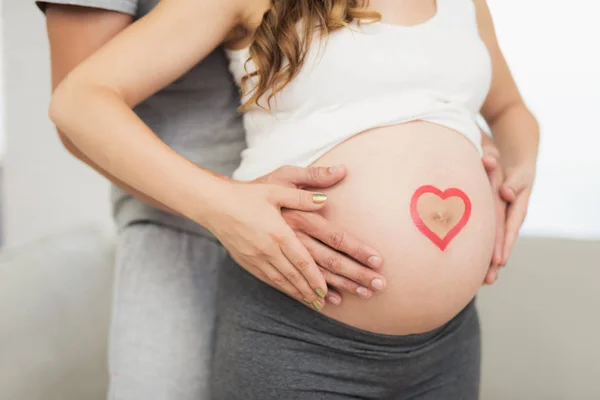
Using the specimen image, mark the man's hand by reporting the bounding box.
[256,165,386,305]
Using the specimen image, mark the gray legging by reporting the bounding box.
[212,256,481,400]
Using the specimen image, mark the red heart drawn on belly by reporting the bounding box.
[410,185,472,251]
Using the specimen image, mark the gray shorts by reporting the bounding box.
[107,223,227,400]
[212,256,481,400]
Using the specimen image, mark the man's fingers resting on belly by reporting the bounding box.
[296,231,384,295]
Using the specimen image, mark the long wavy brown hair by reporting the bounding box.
[239,0,380,111]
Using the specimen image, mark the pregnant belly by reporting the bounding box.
[310,121,495,335]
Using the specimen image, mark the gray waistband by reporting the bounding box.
[221,255,477,349]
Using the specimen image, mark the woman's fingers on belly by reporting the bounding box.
[288,210,383,269]
[483,265,500,285]
[492,194,507,266]
[502,188,532,265]
[296,232,385,296]
[485,151,507,266]
[319,266,373,299]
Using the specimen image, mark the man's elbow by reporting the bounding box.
[48,80,73,132]
[55,129,81,158]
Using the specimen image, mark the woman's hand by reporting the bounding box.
[498,164,535,264]
[481,144,535,284]
[481,145,506,284]
[205,176,333,311]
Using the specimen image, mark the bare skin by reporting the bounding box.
[288,0,537,334]
[371,0,538,279]
[417,195,466,238]
[47,0,535,312]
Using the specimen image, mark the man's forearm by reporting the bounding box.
[46,6,181,216]
[489,103,539,169]
[58,130,180,215]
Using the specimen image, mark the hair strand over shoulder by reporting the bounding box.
[239,0,380,111]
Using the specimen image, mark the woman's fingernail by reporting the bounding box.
[368,256,382,268]
[315,288,326,298]
[312,300,323,311]
[312,193,328,204]
[302,298,311,304]
[371,278,385,291]
[356,287,370,298]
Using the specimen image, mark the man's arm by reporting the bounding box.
[46,4,177,214]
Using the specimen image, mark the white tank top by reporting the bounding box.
[227,0,492,181]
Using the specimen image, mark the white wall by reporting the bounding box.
[488,0,600,239]
[2,2,113,248]
[0,5,5,158]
